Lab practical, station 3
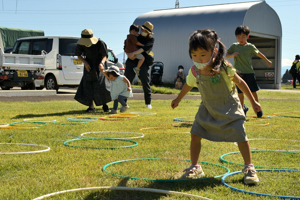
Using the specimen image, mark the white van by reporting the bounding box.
[11,36,124,91]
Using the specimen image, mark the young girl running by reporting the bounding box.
[171,29,261,185]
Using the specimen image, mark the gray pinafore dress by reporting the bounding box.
[190,68,248,142]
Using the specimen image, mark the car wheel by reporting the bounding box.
[1,86,12,90]
[45,75,59,91]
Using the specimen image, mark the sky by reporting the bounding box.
[0,0,298,73]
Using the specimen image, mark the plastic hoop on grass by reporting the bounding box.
[66,117,98,122]
[10,121,47,127]
[173,117,194,123]
[0,126,37,129]
[80,131,144,139]
[221,169,300,199]
[273,111,300,118]
[23,118,56,123]
[0,143,50,154]
[172,122,193,128]
[103,158,230,182]
[129,112,157,115]
[99,116,130,121]
[233,138,300,152]
[220,150,300,169]
[53,121,87,125]
[64,138,138,149]
[32,186,212,200]
[139,127,189,134]
[0,123,9,127]
[113,113,140,117]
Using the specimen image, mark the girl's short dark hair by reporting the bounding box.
[235,25,250,36]
[296,55,300,60]
[106,71,119,77]
[178,65,184,70]
[189,29,226,70]
[129,24,139,32]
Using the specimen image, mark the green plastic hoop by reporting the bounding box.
[10,121,47,127]
[80,131,144,140]
[103,158,230,182]
[53,121,87,125]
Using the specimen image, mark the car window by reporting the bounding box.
[59,39,79,56]
[108,50,115,63]
[32,40,47,55]
[46,39,53,53]
[18,41,30,54]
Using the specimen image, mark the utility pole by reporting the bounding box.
[175,0,179,8]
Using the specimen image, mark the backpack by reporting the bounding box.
[289,61,299,74]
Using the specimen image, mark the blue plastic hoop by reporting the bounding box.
[221,169,300,199]
[103,158,230,182]
[66,117,98,122]
[220,150,300,169]
[64,138,138,149]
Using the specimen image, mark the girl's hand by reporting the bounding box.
[251,101,262,114]
[85,64,91,72]
[171,98,180,109]
[127,87,131,91]
[99,63,104,72]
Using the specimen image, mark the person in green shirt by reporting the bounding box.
[226,25,272,118]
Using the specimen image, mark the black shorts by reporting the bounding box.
[236,73,260,93]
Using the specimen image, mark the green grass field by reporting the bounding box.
[0,90,299,200]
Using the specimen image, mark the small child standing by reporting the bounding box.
[102,66,133,114]
[171,29,261,185]
[124,24,145,76]
[226,25,272,117]
[174,65,185,89]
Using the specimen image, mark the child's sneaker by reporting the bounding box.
[109,109,118,114]
[242,166,259,185]
[243,105,249,117]
[180,165,205,179]
[133,67,140,76]
[146,104,152,109]
[120,105,129,113]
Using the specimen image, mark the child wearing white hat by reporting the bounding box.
[101,66,133,113]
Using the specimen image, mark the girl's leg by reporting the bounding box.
[181,133,204,179]
[238,141,259,185]
[238,93,244,108]
[237,141,251,165]
[90,101,94,109]
[190,133,202,165]
[117,95,127,106]
[113,99,119,110]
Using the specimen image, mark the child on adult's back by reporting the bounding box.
[226,25,272,118]
[171,29,261,185]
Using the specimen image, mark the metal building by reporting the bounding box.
[134,1,282,89]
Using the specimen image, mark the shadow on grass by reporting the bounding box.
[11,109,108,119]
[83,177,220,199]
